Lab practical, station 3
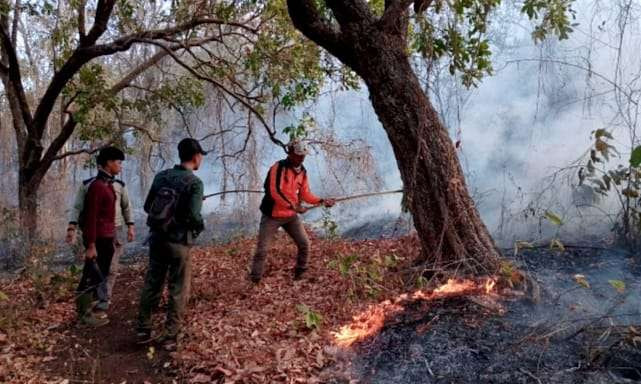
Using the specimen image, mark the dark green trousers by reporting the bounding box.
[137,237,191,337]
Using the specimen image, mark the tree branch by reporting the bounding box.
[147,39,286,148]
[53,142,110,161]
[31,0,117,138]
[77,0,87,40]
[31,13,242,139]
[33,15,260,184]
[286,0,347,60]
[0,6,33,131]
[380,0,413,31]
[32,117,77,185]
[325,0,375,26]
[81,0,115,46]
[117,121,165,143]
[11,0,20,44]
[109,36,220,94]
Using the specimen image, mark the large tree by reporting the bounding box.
[286,0,574,273]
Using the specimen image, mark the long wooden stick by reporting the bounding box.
[202,188,404,207]
[333,189,404,203]
[303,189,404,210]
[203,189,263,200]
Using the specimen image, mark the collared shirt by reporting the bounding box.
[69,171,133,228]
[82,171,116,243]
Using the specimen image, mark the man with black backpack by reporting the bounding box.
[136,138,206,348]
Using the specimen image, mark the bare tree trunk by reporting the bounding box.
[362,55,499,273]
[18,173,38,238]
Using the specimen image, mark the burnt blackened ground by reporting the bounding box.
[345,247,641,383]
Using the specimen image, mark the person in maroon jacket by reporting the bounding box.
[75,147,125,327]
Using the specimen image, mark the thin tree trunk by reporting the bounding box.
[18,174,38,239]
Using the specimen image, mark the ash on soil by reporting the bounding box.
[345,247,641,384]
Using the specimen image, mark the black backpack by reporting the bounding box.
[146,186,181,233]
[146,174,196,233]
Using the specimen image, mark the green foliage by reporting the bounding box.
[328,253,359,277]
[283,113,316,140]
[249,0,329,107]
[296,304,323,330]
[579,130,641,244]
[522,0,576,42]
[31,264,81,303]
[416,275,428,289]
[499,260,515,279]
[630,146,641,168]
[0,290,8,302]
[410,0,499,87]
[329,251,399,298]
[406,0,574,87]
[609,279,626,294]
[544,210,563,226]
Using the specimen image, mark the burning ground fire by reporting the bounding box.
[332,277,499,347]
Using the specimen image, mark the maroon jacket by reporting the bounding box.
[82,171,116,244]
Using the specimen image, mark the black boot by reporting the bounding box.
[293,267,306,281]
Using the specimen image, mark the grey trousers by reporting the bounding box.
[250,214,310,280]
[96,227,124,310]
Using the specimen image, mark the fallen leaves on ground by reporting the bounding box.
[179,232,420,383]
[0,275,75,383]
[1,233,425,383]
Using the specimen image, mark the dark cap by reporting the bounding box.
[97,146,125,166]
[178,138,207,161]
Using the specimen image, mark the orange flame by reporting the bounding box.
[332,301,403,347]
[485,278,496,294]
[433,279,476,294]
[332,277,500,347]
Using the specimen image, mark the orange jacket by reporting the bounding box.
[259,160,322,218]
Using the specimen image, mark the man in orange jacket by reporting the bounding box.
[249,140,335,283]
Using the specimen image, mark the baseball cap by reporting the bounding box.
[286,140,309,156]
[178,138,207,161]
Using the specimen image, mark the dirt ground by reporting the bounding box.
[44,265,177,383]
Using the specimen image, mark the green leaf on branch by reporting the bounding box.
[544,210,563,226]
[0,290,8,301]
[630,146,641,167]
[609,279,625,294]
[296,304,323,330]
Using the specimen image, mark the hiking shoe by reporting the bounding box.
[157,333,178,351]
[78,314,109,328]
[136,330,154,344]
[248,274,261,284]
[92,309,108,319]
